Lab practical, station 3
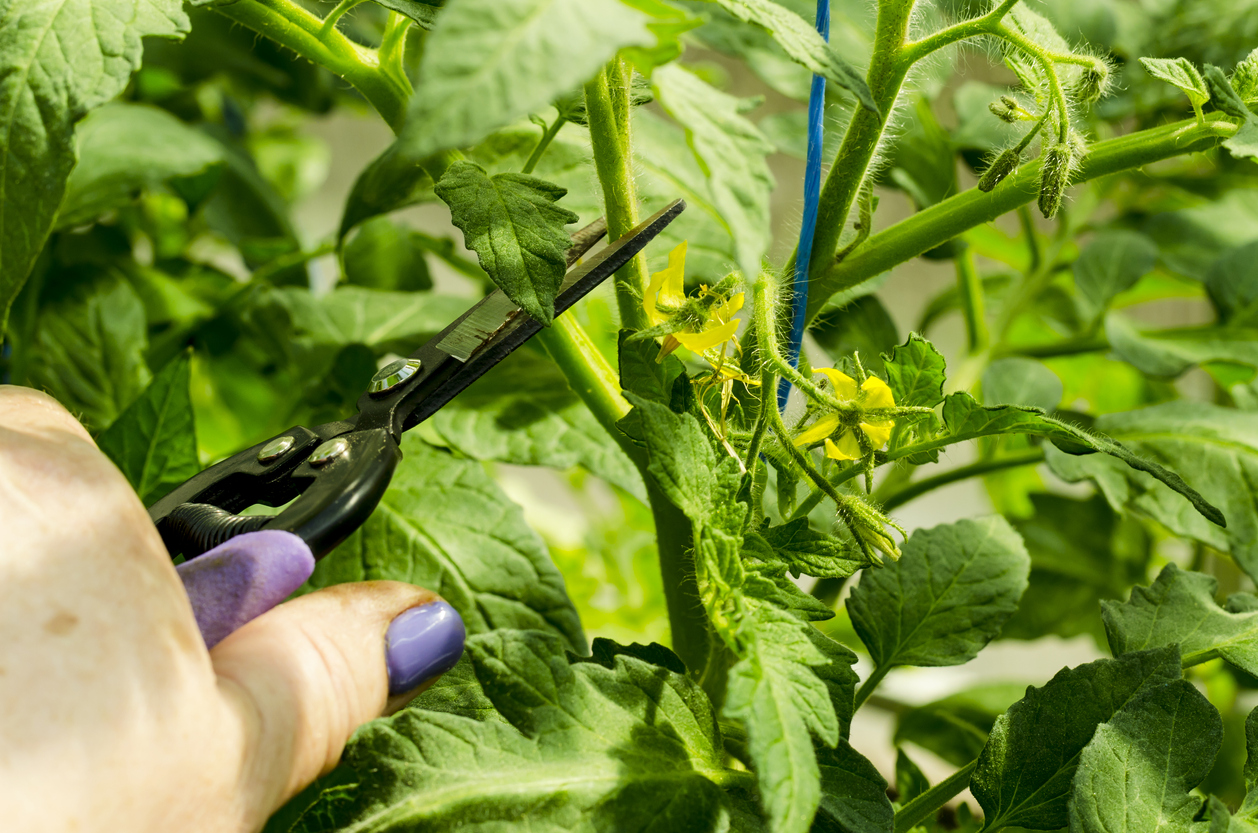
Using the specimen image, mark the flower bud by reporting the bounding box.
[1075,63,1110,104]
[978,148,1021,192]
[989,97,1019,123]
[1038,142,1072,219]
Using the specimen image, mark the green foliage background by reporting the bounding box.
[8,0,1258,831]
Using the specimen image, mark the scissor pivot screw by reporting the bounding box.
[257,435,295,463]
[308,437,349,466]
[369,358,422,395]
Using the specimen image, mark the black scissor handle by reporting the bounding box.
[149,423,399,561]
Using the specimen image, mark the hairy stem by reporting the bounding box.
[213,0,411,132]
[537,319,713,672]
[806,2,915,278]
[584,60,650,331]
[806,117,1230,323]
[894,760,979,833]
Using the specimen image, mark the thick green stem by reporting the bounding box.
[806,3,914,278]
[894,761,979,833]
[537,318,713,672]
[213,0,411,132]
[537,319,633,455]
[806,117,1230,322]
[879,448,1045,511]
[584,60,650,331]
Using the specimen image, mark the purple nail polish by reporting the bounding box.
[385,601,466,694]
[177,530,315,649]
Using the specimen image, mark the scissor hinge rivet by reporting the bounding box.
[257,435,295,464]
[369,358,423,395]
[308,438,349,466]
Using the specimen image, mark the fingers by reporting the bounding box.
[0,386,93,444]
[211,582,465,825]
[176,531,316,649]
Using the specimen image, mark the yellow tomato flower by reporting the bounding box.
[644,241,743,357]
[793,368,896,460]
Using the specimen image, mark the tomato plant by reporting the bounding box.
[6,0,1258,830]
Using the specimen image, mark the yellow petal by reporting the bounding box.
[825,432,862,460]
[658,241,687,307]
[860,419,894,449]
[675,318,739,352]
[714,292,745,321]
[793,413,841,446]
[815,368,859,401]
[861,375,895,409]
[643,241,687,325]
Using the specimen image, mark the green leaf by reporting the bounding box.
[652,64,775,282]
[756,517,869,579]
[435,161,577,324]
[305,437,586,652]
[893,748,930,806]
[1069,680,1222,833]
[372,0,442,28]
[421,348,645,499]
[1073,229,1159,315]
[882,98,956,211]
[847,516,1030,670]
[338,140,434,240]
[724,608,857,833]
[58,102,222,229]
[1208,240,1258,327]
[1103,563,1258,675]
[26,268,152,433]
[810,294,900,375]
[982,357,1063,411]
[894,683,1026,767]
[815,741,894,833]
[625,393,730,524]
[1044,402,1258,580]
[293,629,732,833]
[700,0,874,112]
[97,351,197,506]
[254,286,469,380]
[1236,48,1258,102]
[633,109,740,280]
[342,217,434,292]
[897,393,1226,532]
[1002,494,1151,643]
[1140,56,1210,107]
[401,0,654,159]
[0,0,189,335]
[882,334,947,409]
[971,646,1184,832]
[1204,64,1258,163]
[1105,312,1258,379]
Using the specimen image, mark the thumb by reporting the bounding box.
[210,580,465,824]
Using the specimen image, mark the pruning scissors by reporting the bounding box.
[149,199,686,563]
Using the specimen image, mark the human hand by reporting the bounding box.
[0,387,465,833]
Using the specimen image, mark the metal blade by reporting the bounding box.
[434,198,683,365]
[396,198,685,430]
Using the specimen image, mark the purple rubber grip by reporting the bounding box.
[176,530,315,649]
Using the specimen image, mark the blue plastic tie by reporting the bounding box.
[777,0,829,411]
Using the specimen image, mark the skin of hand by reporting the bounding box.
[0,387,465,833]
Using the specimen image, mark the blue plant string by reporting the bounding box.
[777,0,829,411]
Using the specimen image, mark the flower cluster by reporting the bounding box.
[643,241,744,360]
[792,368,895,461]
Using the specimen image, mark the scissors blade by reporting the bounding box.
[393,198,685,431]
